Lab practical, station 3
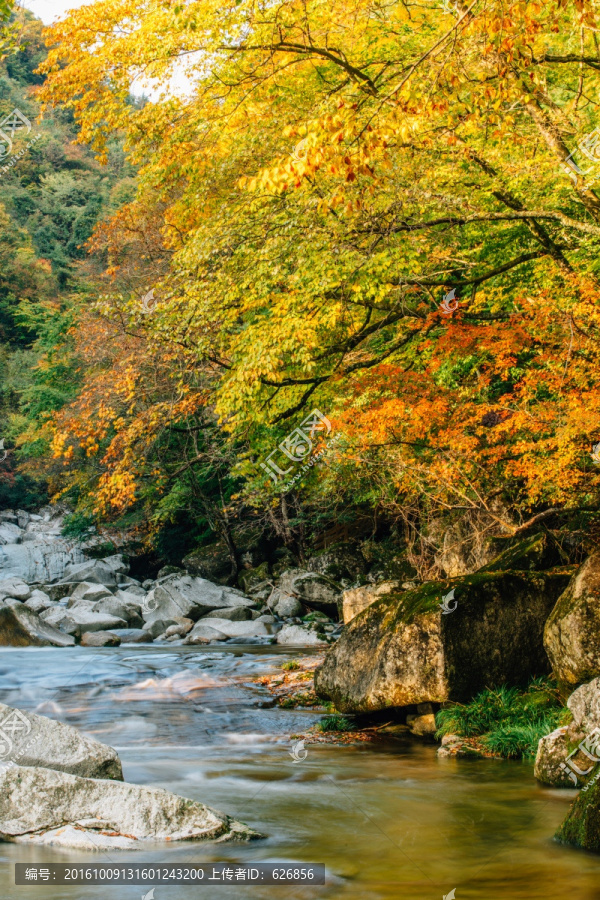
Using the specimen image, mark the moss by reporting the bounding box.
[555,781,600,851]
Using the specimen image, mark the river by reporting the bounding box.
[0,646,599,900]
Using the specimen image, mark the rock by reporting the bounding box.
[482,532,569,574]
[164,622,193,638]
[255,614,276,624]
[44,581,79,601]
[63,559,118,587]
[0,604,75,647]
[0,512,16,523]
[270,595,303,618]
[276,624,328,646]
[535,676,600,787]
[40,607,80,637]
[406,713,437,737]
[68,608,128,634]
[0,577,31,601]
[0,702,122,779]
[143,575,254,625]
[0,523,22,545]
[342,581,399,624]
[183,624,230,644]
[157,565,185,579]
[110,628,154,644]
[113,587,145,605]
[0,765,260,849]
[544,553,600,686]
[238,562,271,596]
[534,727,573,786]
[81,631,121,647]
[182,540,234,584]
[273,569,342,617]
[555,779,600,851]
[0,538,85,583]
[314,570,570,713]
[67,582,113,606]
[189,618,269,638]
[429,505,515,577]
[198,605,252,621]
[24,589,53,614]
[117,576,144,591]
[94,597,143,628]
[305,542,368,583]
[142,618,180,639]
[102,554,129,576]
[142,579,155,590]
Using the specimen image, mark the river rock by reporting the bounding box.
[0,765,260,849]
[40,606,80,637]
[0,538,85,583]
[274,570,341,617]
[81,631,121,647]
[0,523,22,545]
[24,589,53,613]
[63,559,118,587]
[342,581,399,624]
[143,575,254,626]
[184,624,229,644]
[68,582,113,606]
[188,618,269,638]
[555,779,600,851]
[182,540,234,584]
[142,617,180,639]
[110,628,154,643]
[271,595,303,618]
[94,597,143,628]
[0,603,75,647]
[0,577,31,601]
[201,605,251,621]
[276,624,328,646]
[535,676,600,787]
[102,554,129,576]
[0,702,123,779]
[314,569,570,713]
[68,608,127,634]
[544,552,600,685]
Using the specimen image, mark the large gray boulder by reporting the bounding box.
[68,608,127,634]
[544,553,600,685]
[0,523,22,545]
[186,617,269,638]
[0,540,85,583]
[276,624,328,646]
[0,603,75,647]
[315,569,570,713]
[142,575,254,625]
[94,597,143,628]
[0,765,260,849]
[271,569,341,617]
[62,560,118,587]
[24,590,53,614]
[183,624,229,644]
[67,582,113,606]
[0,578,31,601]
[40,606,80,637]
[0,702,122,779]
[81,631,121,647]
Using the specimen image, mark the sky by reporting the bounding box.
[21,0,90,24]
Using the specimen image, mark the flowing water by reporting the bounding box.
[0,645,599,900]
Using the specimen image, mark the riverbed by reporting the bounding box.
[0,646,598,900]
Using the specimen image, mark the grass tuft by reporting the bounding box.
[317,715,353,732]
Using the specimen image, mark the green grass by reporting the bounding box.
[435,678,570,759]
[317,715,353,732]
[281,660,300,671]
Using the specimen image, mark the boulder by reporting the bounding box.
[67,582,113,606]
[0,523,22,545]
[0,765,260,849]
[270,595,303,618]
[68,608,127,634]
[142,618,180,639]
[101,554,129,576]
[544,553,600,685]
[81,631,121,647]
[198,605,251,621]
[276,624,328,646]
[62,559,118,587]
[40,606,80,637]
[273,570,341,616]
[315,569,571,713]
[406,712,437,737]
[0,604,75,647]
[238,562,271,597]
[143,575,254,626]
[110,628,154,644]
[0,539,85,583]
[535,676,600,787]
[0,577,31,601]
[342,581,399,624]
[481,532,569,574]
[555,779,600,852]
[44,581,80,601]
[24,590,53,614]
[305,542,368,583]
[183,624,229,644]
[182,540,234,584]
[188,618,269,638]
[94,597,143,628]
[0,702,122,779]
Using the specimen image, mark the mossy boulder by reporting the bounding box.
[544,552,600,686]
[555,780,600,852]
[314,569,571,713]
[481,532,569,574]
